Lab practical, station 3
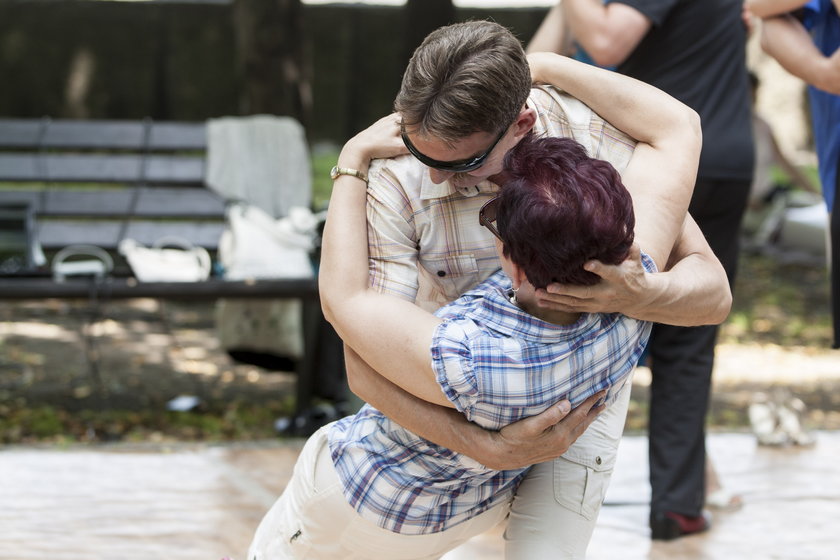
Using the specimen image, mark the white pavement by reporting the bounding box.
[2,431,839,560]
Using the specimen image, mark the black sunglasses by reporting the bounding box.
[401,125,508,173]
[479,196,502,242]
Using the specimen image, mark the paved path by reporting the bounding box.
[2,431,838,560]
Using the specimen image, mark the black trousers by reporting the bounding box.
[648,177,751,517]
[831,160,840,349]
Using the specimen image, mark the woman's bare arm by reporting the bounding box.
[527,52,701,270]
[526,54,731,325]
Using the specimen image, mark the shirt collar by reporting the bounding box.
[419,176,499,200]
[458,271,598,343]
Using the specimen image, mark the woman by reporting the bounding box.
[247,131,654,559]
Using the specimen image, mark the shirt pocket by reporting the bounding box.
[419,254,480,303]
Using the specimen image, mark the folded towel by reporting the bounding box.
[206,115,311,218]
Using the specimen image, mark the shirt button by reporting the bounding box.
[437,270,446,277]
[595,456,602,465]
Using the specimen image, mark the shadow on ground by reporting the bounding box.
[1,252,837,443]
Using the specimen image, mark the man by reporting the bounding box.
[554,0,754,540]
[325,20,730,557]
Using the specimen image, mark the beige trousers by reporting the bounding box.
[504,379,633,559]
[247,423,510,560]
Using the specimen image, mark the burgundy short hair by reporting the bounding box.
[497,135,635,288]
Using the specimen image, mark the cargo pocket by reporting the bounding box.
[552,449,616,521]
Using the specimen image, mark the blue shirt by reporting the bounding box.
[329,257,654,535]
[804,0,840,210]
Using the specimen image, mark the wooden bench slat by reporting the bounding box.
[0,189,227,217]
[0,120,40,147]
[135,188,226,216]
[0,154,205,183]
[0,119,206,150]
[37,220,225,250]
[149,122,207,150]
[46,191,134,215]
[0,191,39,208]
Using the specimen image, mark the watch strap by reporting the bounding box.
[330,165,368,183]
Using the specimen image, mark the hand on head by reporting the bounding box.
[534,244,651,315]
[338,113,409,173]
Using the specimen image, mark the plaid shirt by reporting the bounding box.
[328,259,654,535]
[366,85,636,309]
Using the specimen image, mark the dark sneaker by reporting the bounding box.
[650,510,711,540]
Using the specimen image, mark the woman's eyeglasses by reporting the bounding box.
[401,126,508,173]
[479,196,502,242]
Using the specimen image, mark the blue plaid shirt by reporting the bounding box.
[329,256,654,535]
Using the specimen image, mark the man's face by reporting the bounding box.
[402,126,515,189]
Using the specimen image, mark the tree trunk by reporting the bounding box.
[403,0,455,67]
[232,0,312,128]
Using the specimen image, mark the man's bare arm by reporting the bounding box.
[652,215,733,322]
[535,140,731,325]
[535,215,731,325]
[525,54,731,324]
[344,346,605,470]
[536,228,731,326]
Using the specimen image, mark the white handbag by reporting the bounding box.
[218,203,317,280]
[215,203,321,361]
[118,237,211,283]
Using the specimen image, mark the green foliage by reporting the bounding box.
[720,253,831,347]
[25,407,63,438]
[770,163,820,190]
[311,148,340,211]
[0,399,296,444]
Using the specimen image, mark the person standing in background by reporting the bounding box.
[747,0,840,348]
[534,0,755,540]
[747,70,820,208]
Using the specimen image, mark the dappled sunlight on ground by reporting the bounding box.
[714,342,840,384]
[0,320,79,343]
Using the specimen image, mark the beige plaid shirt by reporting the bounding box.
[366,85,636,310]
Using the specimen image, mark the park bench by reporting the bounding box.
[0,116,345,435]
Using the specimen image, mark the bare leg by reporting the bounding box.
[704,455,742,511]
